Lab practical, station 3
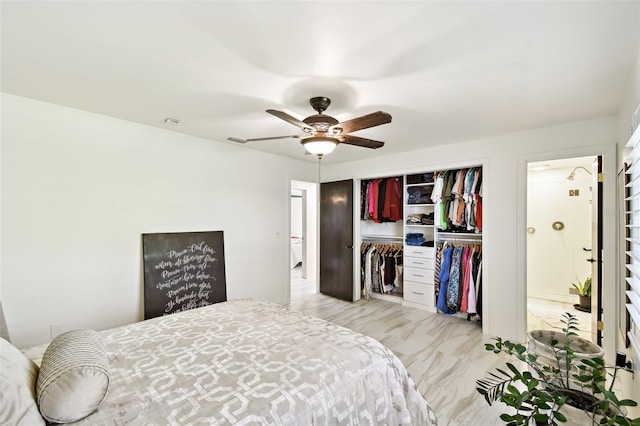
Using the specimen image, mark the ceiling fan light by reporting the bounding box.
[302,136,338,156]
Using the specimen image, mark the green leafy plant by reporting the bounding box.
[476,312,639,425]
[572,275,592,297]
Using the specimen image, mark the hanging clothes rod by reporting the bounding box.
[438,237,482,243]
[362,234,403,240]
[361,235,404,243]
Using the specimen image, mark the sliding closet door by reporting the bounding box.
[320,179,354,301]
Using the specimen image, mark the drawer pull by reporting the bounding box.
[413,274,424,277]
[412,291,424,296]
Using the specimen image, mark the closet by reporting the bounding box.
[360,176,404,301]
[429,167,483,323]
[358,167,483,322]
[403,172,436,310]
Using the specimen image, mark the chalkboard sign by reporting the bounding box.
[142,231,227,319]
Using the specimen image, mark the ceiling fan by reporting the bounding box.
[228,97,392,157]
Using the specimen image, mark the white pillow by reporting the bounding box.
[0,337,45,425]
[36,329,110,424]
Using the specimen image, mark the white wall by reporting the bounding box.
[322,116,618,345]
[618,25,640,152]
[1,93,317,348]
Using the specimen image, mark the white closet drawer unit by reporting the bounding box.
[404,282,435,306]
[404,257,435,269]
[404,246,435,259]
[404,266,434,284]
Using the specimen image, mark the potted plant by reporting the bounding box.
[476,312,639,425]
[572,275,592,312]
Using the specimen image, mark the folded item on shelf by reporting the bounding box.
[406,213,434,225]
[405,232,426,246]
[406,173,435,185]
[407,186,433,204]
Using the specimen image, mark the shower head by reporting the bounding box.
[566,166,592,180]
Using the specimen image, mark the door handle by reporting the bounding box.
[587,258,596,263]
[345,244,353,249]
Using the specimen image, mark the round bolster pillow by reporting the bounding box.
[36,329,110,423]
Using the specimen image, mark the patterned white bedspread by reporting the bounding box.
[26,300,437,425]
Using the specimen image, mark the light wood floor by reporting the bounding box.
[288,281,506,424]
[288,269,638,425]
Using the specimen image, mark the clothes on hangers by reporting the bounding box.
[430,168,483,233]
[436,244,455,314]
[361,177,403,223]
[360,242,404,298]
[435,240,482,317]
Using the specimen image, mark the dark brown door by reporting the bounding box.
[320,179,354,301]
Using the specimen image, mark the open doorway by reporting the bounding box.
[526,156,599,343]
[290,180,318,303]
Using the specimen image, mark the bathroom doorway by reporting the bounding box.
[526,156,600,343]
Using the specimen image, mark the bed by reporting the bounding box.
[18,299,437,425]
[291,236,302,268]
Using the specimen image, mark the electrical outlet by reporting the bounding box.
[569,287,578,295]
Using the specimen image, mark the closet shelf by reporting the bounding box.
[362,234,404,241]
[405,203,435,207]
[405,224,434,228]
[406,183,434,187]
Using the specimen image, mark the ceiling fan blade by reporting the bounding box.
[266,109,312,131]
[334,111,392,134]
[227,135,299,144]
[341,135,385,149]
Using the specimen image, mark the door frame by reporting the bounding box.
[289,180,320,302]
[594,155,604,346]
[517,143,617,364]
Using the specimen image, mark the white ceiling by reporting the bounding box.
[2,1,638,164]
